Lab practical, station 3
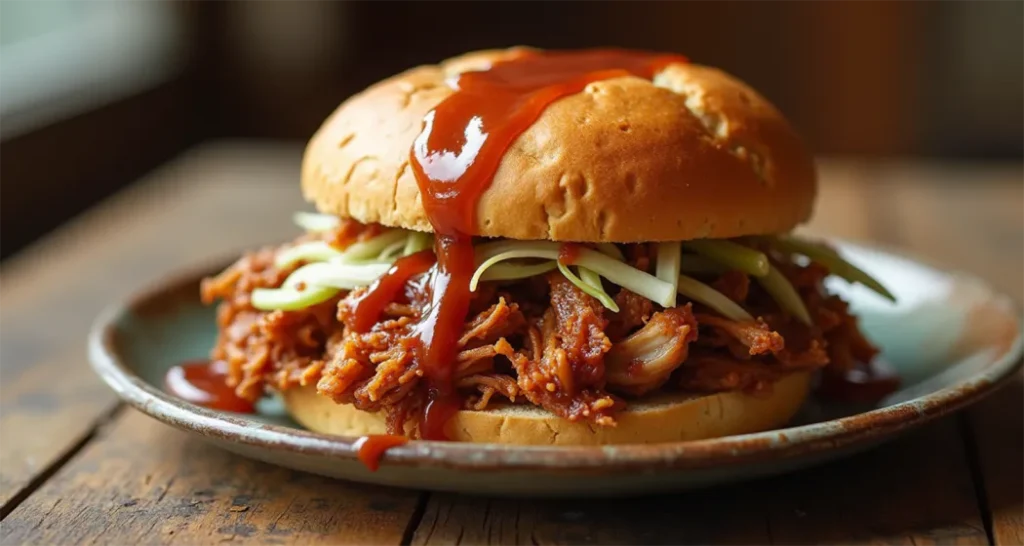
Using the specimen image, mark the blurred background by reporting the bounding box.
[1,0,1021,261]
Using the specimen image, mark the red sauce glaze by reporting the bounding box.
[404,49,689,440]
[558,243,584,265]
[420,394,462,441]
[346,249,436,333]
[354,435,409,472]
[818,367,901,404]
[164,360,255,413]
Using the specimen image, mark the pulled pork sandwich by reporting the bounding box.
[199,47,897,445]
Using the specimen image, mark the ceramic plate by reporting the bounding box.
[89,241,1022,497]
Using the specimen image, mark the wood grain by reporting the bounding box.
[867,161,1023,544]
[0,346,118,510]
[0,143,307,512]
[967,376,1024,545]
[410,418,986,546]
[0,410,423,545]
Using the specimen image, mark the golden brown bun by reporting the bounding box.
[302,47,817,242]
[283,371,811,445]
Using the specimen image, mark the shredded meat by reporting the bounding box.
[605,305,699,395]
[696,313,784,357]
[200,246,343,401]
[202,224,889,436]
[712,270,750,303]
[546,273,611,389]
[606,289,654,340]
[676,351,784,395]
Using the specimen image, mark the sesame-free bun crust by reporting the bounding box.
[283,371,811,445]
[302,47,817,242]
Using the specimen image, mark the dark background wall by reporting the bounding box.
[2,0,1022,261]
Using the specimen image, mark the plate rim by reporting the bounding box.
[87,240,1024,472]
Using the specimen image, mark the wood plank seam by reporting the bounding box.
[959,412,998,546]
[400,492,431,546]
[0,403,124,520]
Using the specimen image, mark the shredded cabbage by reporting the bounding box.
[339,230,410,261]
[251,285,338,311]
[284,261,393,290]
[480,261,557,282]
[558,262,620,312]
[676,274,753,321]
[596,243,625,261]
[682,240,769,277]
[274,241,343,269]
[275,230,413,269]
[403,231,434,255]
[579,266,604,294]
[378,239,408,261]
[471,241,676,306]
[572,247,676,307]
[756,265,812,325]
[470,246,560,291]
[253,254,395,311]
[292,211,341,232]
[769,236,896,301]
[655,242,681,308]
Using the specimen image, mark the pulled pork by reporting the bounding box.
[201,225,888,436]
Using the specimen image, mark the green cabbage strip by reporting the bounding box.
[655,242,681,308]
[250,261,393,311]
[676,274,753,321]
[579,266,605,294]
[403,231,434,255]
[557,262,620,312]
[680,239,816,323]
[283,262,392,290]
[596,243,625,261]
[756,266,812,325]
[339,230,410,261]
[251,285,338,311]
[292,211,340,232]
[768,236,896,301]
[274,241,344,269]
[378,239,408,261]
[682,240,770,277]
[472,241,676,307]
[480,261,558,282]
[470,247,560,291]
[275,230,411,270]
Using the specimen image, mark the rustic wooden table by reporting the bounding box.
[1,142,1021,545]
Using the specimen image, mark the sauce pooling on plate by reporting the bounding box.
[352,49,689,443]
[164,359,255,414]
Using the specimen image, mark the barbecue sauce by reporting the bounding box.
[558,243,584,265]
[818,366,901,404]
[354,435,409,471]
[164,360,255,414]
[333,49,689,443]
[345,249,436,332]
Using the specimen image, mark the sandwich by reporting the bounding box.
[199,47,897,445]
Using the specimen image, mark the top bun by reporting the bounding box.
[301,47,817,242]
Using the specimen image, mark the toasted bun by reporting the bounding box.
[302,47,817,243]
[283,371,811,445]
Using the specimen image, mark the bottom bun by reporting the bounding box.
[283,372,811,445]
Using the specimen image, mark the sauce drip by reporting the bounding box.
[362,49,689,440]
[345,249,436,333]
[164,360,255,413]
[354,435,409,471]
[558,243,584,265]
